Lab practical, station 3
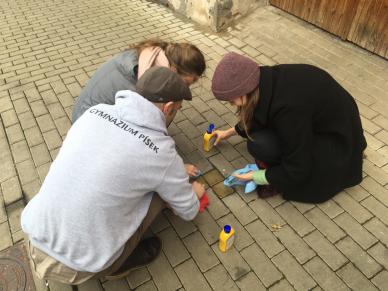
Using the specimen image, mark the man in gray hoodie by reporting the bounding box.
[21,67,205,284]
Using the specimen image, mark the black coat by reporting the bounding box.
[239,64,367,203]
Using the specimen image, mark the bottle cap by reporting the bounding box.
[224,225,231,233]
[207,123,215,134]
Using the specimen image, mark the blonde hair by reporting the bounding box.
[129,39,206,77]
[236,86,260,140]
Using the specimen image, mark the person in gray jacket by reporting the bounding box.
[21,67,205,284]
[72,40,206,122]
[72,39,206,178]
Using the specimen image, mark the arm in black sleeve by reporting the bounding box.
[234,123,248,138]
[265,108,313,190]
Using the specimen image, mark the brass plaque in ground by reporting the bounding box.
[0,243,36,291]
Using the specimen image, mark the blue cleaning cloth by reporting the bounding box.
[224,164,259,193]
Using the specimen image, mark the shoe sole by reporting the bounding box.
[104,240,163,281]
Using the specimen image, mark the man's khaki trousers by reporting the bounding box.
[26,193,165,285]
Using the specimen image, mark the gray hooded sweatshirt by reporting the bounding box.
[21,90,199,273]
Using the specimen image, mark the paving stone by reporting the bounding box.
[304,230,348,271]
[363,159,388,186]
[336,236,382,278]
[361,176,388,207]
[24,126,44,147]
[57,92,74,108]
[183,231,219,272]
[212,181,234,198]
[333,191,373,224]
[36,114,56,132]
[164,209,197,238]
[22,179,41,201]
[0,221,13,251]
[317,199,344,218]
[5,124,25,144]
[193,210,220,244]
[1,176,22,205]
[240,243,281,287]
[18,111,37,130]
[1,110,19,127]
[42,129,62,151]
[78,279,103,291]
[249,199,285,228]
[361,196,388,225]
[212,243,251,281]
[6,200,24,234]
[126,267,151,289]
[304,207,346,243]
[274,225,315,264]
[11,140,31,163]
[203,169,224,186]
[16,159,39,185]
[205,188,230,220]
[147,252,181,291]
[175,259,212,291]
[135,280,157,291]
[54,116,71,136]
[235,272,266,291]
[337,263,379,291]
[268,279,295,291]
[24,88,41,102]
[174,133,197,154]
[150,212,170,234]
[13,98,30,115]
[245,219,284,258]
[367,243,388,270]
[371,270,388,291]
[30,143,51,166]
[217,213,254,251]
[47,102,67,120]
[290,201,315,214]
[222,194,257,225]
[0,97,14,113]
[364,217,388,248]
[272,250,316,291]
[30,100,49,117]
[334,212,378,250]
[344,185,370,202]
[37,162,51,182]
[276,202,315,236]
[204,264,239,291]
[208,153,235,177]
[304,257,349,291]
[159,227,190,267]
[103,279,130,291]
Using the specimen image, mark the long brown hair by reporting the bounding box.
[236,86,260,140]
[129,39,206,77]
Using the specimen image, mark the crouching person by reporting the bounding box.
[21,66,205,284]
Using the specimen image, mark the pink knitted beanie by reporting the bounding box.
[212,52,260,101]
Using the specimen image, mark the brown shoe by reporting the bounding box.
[105,237,162,280]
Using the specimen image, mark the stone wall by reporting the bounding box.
[152,0,268,31]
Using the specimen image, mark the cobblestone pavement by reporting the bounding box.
[1,0,388,290]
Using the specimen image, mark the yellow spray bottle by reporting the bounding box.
[219,224,235,252]
[203,123,216,152]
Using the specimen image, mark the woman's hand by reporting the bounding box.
[232,171,254,181]
[214,127,236,145]
[185,164,200,177]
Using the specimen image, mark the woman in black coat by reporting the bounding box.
[211,52,366,203]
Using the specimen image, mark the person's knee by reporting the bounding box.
[247,130,281,164]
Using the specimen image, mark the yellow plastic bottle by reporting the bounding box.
[203,123,216,152]
[219,224,235,252]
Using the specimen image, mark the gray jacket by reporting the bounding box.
[72,49,138,122]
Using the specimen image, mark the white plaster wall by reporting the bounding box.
[186,0,217,28]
